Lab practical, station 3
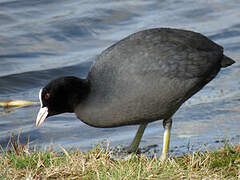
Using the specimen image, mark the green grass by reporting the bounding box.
[0,134,239,179]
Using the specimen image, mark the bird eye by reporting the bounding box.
[45,93,50,100]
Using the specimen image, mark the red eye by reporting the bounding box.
[45,93,50,100]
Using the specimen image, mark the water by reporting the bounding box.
[0,0,239,155]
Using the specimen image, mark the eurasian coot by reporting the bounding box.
[36,28,235,160]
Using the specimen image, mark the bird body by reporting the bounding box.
[75,28,232,128]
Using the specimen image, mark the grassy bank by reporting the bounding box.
[0,136,239,179]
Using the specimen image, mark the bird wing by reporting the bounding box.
[87,28,223,97]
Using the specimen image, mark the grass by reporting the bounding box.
[0,134,240,179]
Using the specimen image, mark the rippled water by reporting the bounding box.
[0,0,239,155]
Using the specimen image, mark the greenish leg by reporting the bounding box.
[127,123,148,153]
[160,118,172,161]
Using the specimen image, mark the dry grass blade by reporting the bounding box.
[5,133,29,155]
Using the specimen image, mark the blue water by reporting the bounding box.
[0,0,240,155]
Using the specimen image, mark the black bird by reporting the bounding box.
[36,28,235,160]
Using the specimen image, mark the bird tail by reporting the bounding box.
[221,55,235,68]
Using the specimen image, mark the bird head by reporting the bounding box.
[36,76,90,127]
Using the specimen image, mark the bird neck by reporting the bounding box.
[66,77,91,112]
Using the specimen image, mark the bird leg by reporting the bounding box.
[160,118,172,161]
[127,123,148,153]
